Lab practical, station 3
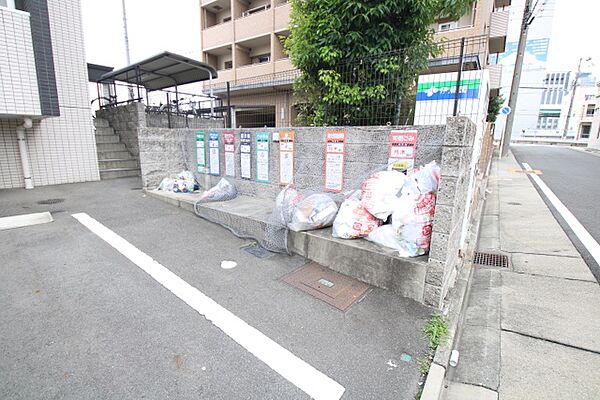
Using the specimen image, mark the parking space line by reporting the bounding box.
[522,163,600,267]
[72,212,345,400]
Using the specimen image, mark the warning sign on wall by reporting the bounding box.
[324,130,346,192]
[256,132,269,183]
[223,131,235,177]
[279,131,294,185]
[208,132,220,176]
[196,131,206,173]
[240,132,252,180]
[388,130,417,174]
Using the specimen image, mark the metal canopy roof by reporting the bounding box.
[99,51,218,91]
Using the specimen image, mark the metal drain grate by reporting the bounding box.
[473,252,509,268]
[37,198,64,205]
[242,244,274,259]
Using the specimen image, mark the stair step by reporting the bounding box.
[95,127,115,136]
[99,159,139,169]
[93,118,109,128]
[97,150,133,160]
[95,135,120,144]
[96,143,127,152]
[100,168,140,180]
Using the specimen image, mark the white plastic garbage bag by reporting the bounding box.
[158,177,175,192]
[274,186,304,226]
[332,191,382,239]
[360,170,407,220]
[173,170,196,193]
[411,161,441,194]
[199,178,237,202]
[288,194,339,232]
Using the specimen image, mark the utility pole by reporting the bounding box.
[500,0,535,157]
[562,57,590,139]
[121,0,135,100]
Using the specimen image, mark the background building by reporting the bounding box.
[0,0,99,189]
[198,0,509,127]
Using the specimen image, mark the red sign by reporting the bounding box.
[388,130,417,173]
[324,130,346,192]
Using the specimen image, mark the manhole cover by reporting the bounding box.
[281,262,370,311]
[242,244,274,259]
[473,252,509,268]
[37,198,64,205]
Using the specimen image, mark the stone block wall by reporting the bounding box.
[146,113,225,130]
[96,103,146,157]
[137,117,479,308]
[427,117,477,307]
[139,125,446,200]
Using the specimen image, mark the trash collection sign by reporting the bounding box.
[224,131,235,177]
[240,132,252,180]
[388,130,417,174]
[279,131,294,185]
[196,131,206,173]
[209,132,220,176]
[256,131,269,183]
[324,130,346,192]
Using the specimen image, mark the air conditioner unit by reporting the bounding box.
[439,21,458,32]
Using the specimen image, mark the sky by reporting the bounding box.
[80,0,600,77]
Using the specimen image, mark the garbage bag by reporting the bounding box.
[172,170,196,193]
[411,161,441,194]
[288,194,339,232]
[274,186,304,226]
[199,178,237,202]
[158,177,175,192]
[392,192,436,256]
[332,191,382,239]
[360,170,407,220]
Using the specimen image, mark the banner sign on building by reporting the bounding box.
[388,130,417,174]
[416,79,481,101]
[223,131,235,177]
[209,132,220,176]
[324,130,346,192]
[279,131,295,185]
[256,132,269,183]
[195,131,206,173]
[240,132,252,180]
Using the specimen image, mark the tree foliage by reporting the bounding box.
[287,0,473,126]
[486,94,505,123]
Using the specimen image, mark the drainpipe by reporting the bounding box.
[16,118,34,189]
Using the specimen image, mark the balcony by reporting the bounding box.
[202,21,233,50]
[274,58,294,73]
[236,62,273,80]
[488,64,502,89]
[274,1,291,32]
[489,9,509,53]
[494,0,511,7]
[234,7,273,41]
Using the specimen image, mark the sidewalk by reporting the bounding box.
[444,151,600,400]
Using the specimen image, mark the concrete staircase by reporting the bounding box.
[94,118,140,179]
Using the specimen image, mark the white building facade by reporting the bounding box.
[0,0,99,189]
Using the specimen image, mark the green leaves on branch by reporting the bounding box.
[287,0,473,125]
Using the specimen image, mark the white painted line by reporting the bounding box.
[72,212,345,400]
[0,211,53,231]
[521,163,600,267]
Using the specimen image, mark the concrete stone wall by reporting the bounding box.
[138,125,446,199]
[427,117,478,307]
[146,113,225,130]
[96,103,146,158]
[137,117,479,308]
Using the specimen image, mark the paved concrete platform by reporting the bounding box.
[147,189,429,303]
[445,382,498,400]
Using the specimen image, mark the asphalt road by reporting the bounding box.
[0,177,430,400]
[512,145,600,282]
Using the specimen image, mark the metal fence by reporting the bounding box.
[216,35,489,128]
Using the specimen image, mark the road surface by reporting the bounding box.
[0,177,429,400]
[512,145,600,282]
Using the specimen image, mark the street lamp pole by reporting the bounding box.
[121,0,135,100]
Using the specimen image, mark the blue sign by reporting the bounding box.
[501,106,511,115]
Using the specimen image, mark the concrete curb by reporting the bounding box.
[420,172,490,400]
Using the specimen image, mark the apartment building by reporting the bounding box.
[198,0,509,127]
[587,84,600,150]
[0,0,99,189]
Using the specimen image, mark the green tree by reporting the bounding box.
[486,94,505,123]
[287,0,473,126]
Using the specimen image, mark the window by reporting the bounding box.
[557,90,564,104]
[223,60,232,69]
[581,124,591,139]
[586,104,595,117]
[252,54,270,64]
[439,21,458,32]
